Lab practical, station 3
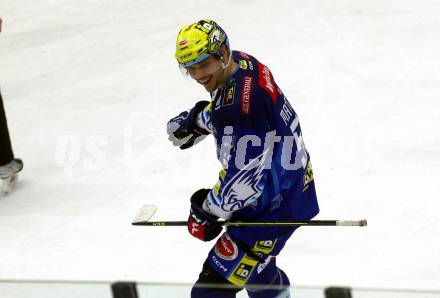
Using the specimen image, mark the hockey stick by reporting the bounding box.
[131,205,367,227]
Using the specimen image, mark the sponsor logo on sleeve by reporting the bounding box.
[258,63,277,103]
[241,76,253,115]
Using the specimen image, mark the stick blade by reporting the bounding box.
[336,219,368,227]
[132,205,157,225]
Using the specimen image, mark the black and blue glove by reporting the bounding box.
[167,101,210,150]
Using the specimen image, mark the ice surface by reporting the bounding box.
[0,0,439,291]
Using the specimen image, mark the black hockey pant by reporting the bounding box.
[0,90,14,166]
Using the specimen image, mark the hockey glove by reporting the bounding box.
[167,101,210,150]
[188,188,223,242]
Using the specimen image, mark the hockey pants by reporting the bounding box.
[191,258,290,298]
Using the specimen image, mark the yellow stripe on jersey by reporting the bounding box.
[303,160,314,191]
[219,169,227,180]
[213,181,221,196]
[206,102,213,111]
[213,169,227,196]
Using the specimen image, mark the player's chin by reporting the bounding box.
[202,79,216,92]
[204,85,214,92]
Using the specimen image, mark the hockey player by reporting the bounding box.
[0,17,24,193]
[167,20,319,297]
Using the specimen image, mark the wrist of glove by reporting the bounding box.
[187,188,223,241]
[167,101,210,150]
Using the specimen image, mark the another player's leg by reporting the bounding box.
[191,260,242,298]
[0,91,23,193]
[0,91,14,166]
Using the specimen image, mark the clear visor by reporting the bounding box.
[178,55,223,80]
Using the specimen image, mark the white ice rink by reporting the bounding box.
[0,0,439,292]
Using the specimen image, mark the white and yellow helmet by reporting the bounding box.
[175,19,230,68]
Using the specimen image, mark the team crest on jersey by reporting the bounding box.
[223,83,235,106]
[220,148,270,212]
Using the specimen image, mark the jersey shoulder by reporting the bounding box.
[233,50,281,104]
[210,51,281,129]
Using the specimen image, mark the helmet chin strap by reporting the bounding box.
[221,50,233,73]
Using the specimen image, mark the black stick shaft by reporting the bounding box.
[132,219,367,227]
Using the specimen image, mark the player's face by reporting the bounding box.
[186,55,224,92]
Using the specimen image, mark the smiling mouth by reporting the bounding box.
[199,76,211,86]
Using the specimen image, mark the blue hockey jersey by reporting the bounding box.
[197,51,319,247]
